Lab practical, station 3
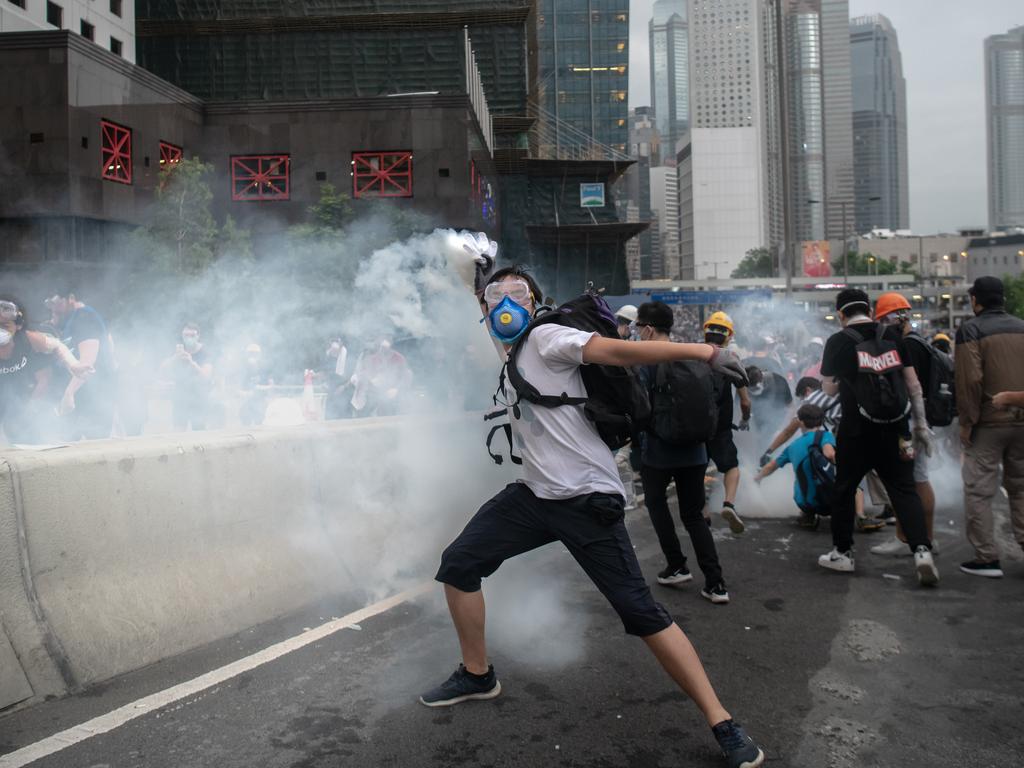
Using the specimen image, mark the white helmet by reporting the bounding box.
[615,304,638,323]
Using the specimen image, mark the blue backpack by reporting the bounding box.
[796,431,836,516]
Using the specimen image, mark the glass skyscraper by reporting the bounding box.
[850,14,908,234]
[649,0,689,159]
[985,25,1024,232]
[784,1,826,243]
[536,1,630,157]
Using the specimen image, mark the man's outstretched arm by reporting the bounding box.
[582,336,748,385]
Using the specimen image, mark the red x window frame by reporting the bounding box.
[100,119,132,185]
[159,141,183,167]
[231,154,291,202]
[352,151,413,199]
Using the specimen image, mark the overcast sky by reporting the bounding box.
[628,0,1024,234]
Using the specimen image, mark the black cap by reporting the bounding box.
[968,276,1005,307]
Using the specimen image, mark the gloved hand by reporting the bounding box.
[707,346,749,386]
[737,418,750,432]
[759,451,772,468]
[459,231,498,293]
[913,426,935,458]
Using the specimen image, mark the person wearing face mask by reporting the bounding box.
[702,312,751,534]
[614,304,638,340]
[0,297,93,443]
[818,288,937,585]
[45,288,116,440]
[160,322,214,431]
[868,293,939,558]
[423,262,766,768]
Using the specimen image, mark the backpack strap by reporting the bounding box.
[813,430,824,449]
[485,422,523,466]
[841,326,865,344]
[503,322,588,410]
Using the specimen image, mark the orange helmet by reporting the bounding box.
[873,292,912,321]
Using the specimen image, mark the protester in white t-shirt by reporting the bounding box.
[419,262,765,768]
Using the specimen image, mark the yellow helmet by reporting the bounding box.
[933,333,952,344]
[703,311,735,337]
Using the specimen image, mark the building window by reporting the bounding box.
[100,119,132,184]
[109,0,122,16]
[46,1,62,27]
[80,20,94,41]
[110,37,123,57]
[159,141,182,167]
[8,0,27,9]
[352,151,413,198]
[231,155,290,201]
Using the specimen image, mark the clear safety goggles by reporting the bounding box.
[483,278,533,309]
[706,325,731,337]
[0,300,19,320]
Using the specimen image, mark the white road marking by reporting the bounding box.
[0,582,433,768]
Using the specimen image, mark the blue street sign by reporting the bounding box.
[650,290,773,306]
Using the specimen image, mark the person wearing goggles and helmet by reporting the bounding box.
[424,256,765,768]
[868,293,939,559]
[0,297,94,443]
[615,304,639,340]
[702,312,751,534]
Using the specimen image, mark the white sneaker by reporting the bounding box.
[914,546,939,586]
[869,537,912,557]
[818,547,855,573]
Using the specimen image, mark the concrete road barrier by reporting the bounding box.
[0,415,507,710]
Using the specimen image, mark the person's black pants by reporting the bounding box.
[832,426,930,553]
[640,463,723,588]
[436,483,673,637]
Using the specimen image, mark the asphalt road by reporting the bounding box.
[2,495,1023,768]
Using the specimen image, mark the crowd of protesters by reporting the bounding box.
[0,288,417,445]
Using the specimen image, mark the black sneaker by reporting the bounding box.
[657,564,694,585]
[959,560,1004,578]
[878,505,896,525]
[701,582,730,604]
[712,719,765,768]
[797,510,819,530]
[418,664,501,707]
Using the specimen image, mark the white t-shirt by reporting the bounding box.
[508,324,626,500]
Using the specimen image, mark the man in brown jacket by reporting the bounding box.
[955,276,1024,578]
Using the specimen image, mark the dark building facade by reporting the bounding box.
[2,1,638,295]
[0,31,497,265]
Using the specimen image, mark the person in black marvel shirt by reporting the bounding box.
[818,289,938,586]
[46,289,116,440]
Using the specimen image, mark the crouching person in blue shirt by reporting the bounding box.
[755,403,836,530]
[420,250,765,768]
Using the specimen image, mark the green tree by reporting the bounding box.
[150,157,219,275]
[1004,273,1024,319]
[731,247,773,278]
[290,183,354,240]
[832,251,916,276]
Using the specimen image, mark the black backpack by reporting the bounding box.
[649,360,718,445]
[841,325,911,424]
[796,431,836,515]
[485,292,651,465]
[905,333,957,427]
